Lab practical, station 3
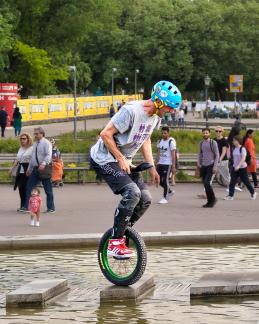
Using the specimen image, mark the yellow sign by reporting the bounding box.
[229,75,243,93]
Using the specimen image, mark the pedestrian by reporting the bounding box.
[25,127,55,213]
[155,126,176,204]
[197,128,219,208]
[0,106,8,137]
[183,98,188,115]
[12,107,22,136]
[214,126,230,187]
[109,104,115,118]
[178,108,185,127]
[224,135,257,200]
[191,98,196,117]
[243,129,258,188]
[50,138,63,187]
[11,133,33,212]
[29,187,42,227]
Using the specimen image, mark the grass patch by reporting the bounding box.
[1,129,259,154]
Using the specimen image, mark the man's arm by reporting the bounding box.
[100,120,130,173]
[171,149,176,173]
[141,137,160,186]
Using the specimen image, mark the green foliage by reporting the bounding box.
[0,0,259,97]
[11,41,68,96]
[1,129,259,154]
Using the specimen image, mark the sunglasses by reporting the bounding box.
[215,130,222,133]
[33,133,40,135]
[20,137,27,140]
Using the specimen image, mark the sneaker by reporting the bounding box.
[20,207,29,213]
[35,221,40,227]
[107,238,134,259]
[235,186,243,192]
[44,209,55,213]
[30,219,35,226]
[251,192,258,200]
[202,203,213,208]
[224,196,234,201]
[158,198,168,204]
[166,190,175,200]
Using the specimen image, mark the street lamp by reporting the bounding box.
[111,68,117,105]
[68,65,77,139]
[135,69,139,99]
[204,75,211,127]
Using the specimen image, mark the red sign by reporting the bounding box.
[0,83,18,126]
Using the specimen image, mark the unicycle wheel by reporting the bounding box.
[98,227,147,286]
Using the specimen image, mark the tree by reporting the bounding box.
[10,41,68,96]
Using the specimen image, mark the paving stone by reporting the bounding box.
[100,274,155,301]
[6,279,69,307]
[190,271,259,298]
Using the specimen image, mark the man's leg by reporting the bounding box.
[113,182,141,238]
[42,178,55,211]
[203,166,216,204]
[129,175,152,226]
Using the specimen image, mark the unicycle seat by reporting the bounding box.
[130,162,153,173]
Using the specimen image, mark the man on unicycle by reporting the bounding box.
[90,81,182,259]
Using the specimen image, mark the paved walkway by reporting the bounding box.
[0,183,258,236]
[4,114,259,138]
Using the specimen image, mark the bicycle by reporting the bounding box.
[98,162,153,286]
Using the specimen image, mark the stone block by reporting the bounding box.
[6,279,69,307]
[100,274,155,301]
[191,271,259,298]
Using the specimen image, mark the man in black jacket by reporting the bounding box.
[0,107,8,137]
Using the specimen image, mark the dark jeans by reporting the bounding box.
[91,159,151,238]
[156,164,171,198]
[0,124,6,137]
[25,167,55,210]
[201,165,216,204]
[17,174,28,208]
[14,126,21,136]
[229,168,254,197]
[251,172,258,187]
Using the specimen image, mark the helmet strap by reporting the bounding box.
[153,100,165,115]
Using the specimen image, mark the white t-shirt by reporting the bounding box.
[178,110,184,119]
[90,101,161,165]
[233,146,247,169]
[16,146,33,173]
[157,138,176,165]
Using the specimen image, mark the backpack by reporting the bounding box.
[240,146,251,165]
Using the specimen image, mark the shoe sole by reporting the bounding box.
[107,250,134,259]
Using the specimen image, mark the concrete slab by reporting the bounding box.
[6,279,69,307]
[100,274,155,301]
[190,271,259,298]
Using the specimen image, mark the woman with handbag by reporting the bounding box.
[10,133,33,211]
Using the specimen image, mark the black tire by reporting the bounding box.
[98,227,147,286]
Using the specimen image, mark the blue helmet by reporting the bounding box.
[151,80,182,109]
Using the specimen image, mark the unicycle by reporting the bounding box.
[98,162,153,286]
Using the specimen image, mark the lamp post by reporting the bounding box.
[111,68,117,105]
[135,69,139,99]
[204,75,211,127]
[68,65,77,139]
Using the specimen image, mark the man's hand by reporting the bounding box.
[235,166,240,171]
[26,170,32,177]
[171,166,176,174]
[118,157,131,174]
[38,164,45,171]
[149,167,160,187]
[212,167,217,174]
